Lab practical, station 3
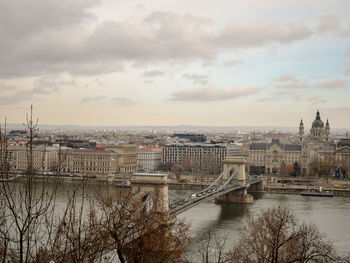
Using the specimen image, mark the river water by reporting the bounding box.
[10,181,349,257]
[172,189,350,257]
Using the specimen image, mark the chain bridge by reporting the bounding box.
[130,157,264,215]
[168,171,262,215]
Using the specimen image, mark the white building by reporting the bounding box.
[162,143,227,173]
[136,147,162,172]
[9,145,59,173]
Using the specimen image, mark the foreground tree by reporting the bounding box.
[1,107,191,263]
[229,206,339,263]
[0,107,62,263]
[194,232,230,263]
[93,188,191,263]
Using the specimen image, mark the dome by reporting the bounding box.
[312,111,324,129]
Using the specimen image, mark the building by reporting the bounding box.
[335,139,350,175]
[136,147,162,172]
[170,134,206,143]
[64,149,118,176]
[243,139,309,175]
[8,145,59,173]
[226,143,243,157]
[106,144,137,174]
[162,143,227,173]
[301,110,330,143]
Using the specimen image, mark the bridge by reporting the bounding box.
[130,157,264,215]
[169,174,262,215]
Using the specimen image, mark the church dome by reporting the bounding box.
[312,111,324,129]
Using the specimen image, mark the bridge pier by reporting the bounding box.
[248,180,264,192]
[131,173,169,213]
[215,188,253,204]
[216,157,254,204]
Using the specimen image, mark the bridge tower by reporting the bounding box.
[222,157,246,186]
[216,157,254,204]
[130,173,169,213]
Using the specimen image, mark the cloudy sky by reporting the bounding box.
[1,0,350,129]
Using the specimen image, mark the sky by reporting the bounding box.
[1,0,350,129]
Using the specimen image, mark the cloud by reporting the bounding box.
[0,75,76,105]
[171,85,258,102]
[143,70,165,77]
[223,59,245,67]
[323,106,350,113]
[314,79,346,89]
[274,74,308,89]
[275,74,297,82]
[255,97,269,103]
[318,15,340,33]
[275,80,308,89]
[81,96,106,103]
[0,87,53,105]
[274,74,347,89]
[307,96,327,105]
[111,97,134,106]
[345,47,350,75]
[1,1,347,79]
[318,15,350,36]
[0,0,96,41]
[80,96,135,106]
[183,73,209,85]
[271,89,303,101]
[218,20,312,48]
[274,74,346,91]
[0,84,17,93]
[346,64,350,75]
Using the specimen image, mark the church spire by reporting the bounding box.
[299,118,304,142]
[316,110,321,120]
[325,119,330,142]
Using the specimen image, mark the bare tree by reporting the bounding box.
[0,106,60,263]
[172,163,184,182]
[94,188,191,263]
[194,232,230,263]
[228,206,338,263]
[1,107,190,263]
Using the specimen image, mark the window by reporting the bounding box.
[272,150,279,162]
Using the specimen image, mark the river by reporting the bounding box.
[7,180,350,258]
[172,189,350,258]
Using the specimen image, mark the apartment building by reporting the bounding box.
[136,147,162,172]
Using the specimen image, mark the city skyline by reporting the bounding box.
[1,0,350,128]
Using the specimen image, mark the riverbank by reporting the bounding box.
[9,173,350,196]
[261,185,350,197]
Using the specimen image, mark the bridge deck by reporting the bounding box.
[169,177,262,215]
